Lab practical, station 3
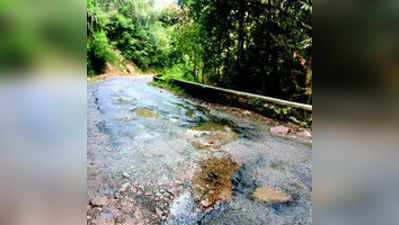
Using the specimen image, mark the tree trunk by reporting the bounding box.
[305,56,312,88]
[238,2,245,64]
[193,52,198,82]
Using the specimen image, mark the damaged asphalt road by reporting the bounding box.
[87,76,311,225]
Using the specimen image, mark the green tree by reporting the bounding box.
[180,0,312,103]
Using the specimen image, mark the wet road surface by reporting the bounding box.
[87,76,311,225]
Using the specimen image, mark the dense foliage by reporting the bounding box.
[87,0,312,104]
[179,0,312,103]
[87,0,175,74]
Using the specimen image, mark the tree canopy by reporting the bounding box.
[87,0,312,104]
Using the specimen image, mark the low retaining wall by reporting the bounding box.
[153,75,312,127]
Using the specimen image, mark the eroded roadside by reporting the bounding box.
[87,76,311,225]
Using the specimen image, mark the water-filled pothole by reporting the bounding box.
[192,121,228,132]
[115,96,134,104]
[231,165,256,198]
[271,161,285,171]
[187,121,239,150]
[192,118,259,141]
[252,187,290,204]
[192,157,293,208]
[231,164,292,205]
[185,109,195,118]
[134,108,160,118]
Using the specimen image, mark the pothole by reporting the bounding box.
[193,157,240,208]
[271,162,285,171]
[252,187,290,204]
[231,165,292,205]
[231,165,256,198]
[187,121,239,150]
[135,108,160,118]
[185,109,195,118]
[115,96,134,104]
[192,121,227,132]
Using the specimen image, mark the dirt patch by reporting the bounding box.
[191,141,210,150]
[271,162,285,171]
[90,73,152,81]
[88,64,156,83]
[192,122,227,132]
[193,157,241,208]
[115,96,134,104]
[185,109,195,118]
[135,108,160,118]
[252,187,290,204]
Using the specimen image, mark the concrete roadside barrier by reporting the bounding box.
[153,75,312,127]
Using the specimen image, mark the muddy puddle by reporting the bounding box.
[185,118,262,153]
[193,157,240,207]
[196,161,306,224]
[135,108,160,118]
[169,156,306,225]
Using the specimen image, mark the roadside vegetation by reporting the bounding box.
[87,0,312,104]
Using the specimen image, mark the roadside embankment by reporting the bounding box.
[153,75,312,127]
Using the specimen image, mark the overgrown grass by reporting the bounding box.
[134,65,155,75]
[151,79,185,95]
[155,64,198,82]
[155,66,183,78]
[87,76,101,83]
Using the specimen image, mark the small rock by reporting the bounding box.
[122,216,137,225]
[204,207,213,213]
[120,199,134,213]
[134,208,144,221]
[186,130,211,139]
[169,118,178,123]
[169,187,179,196]
[168,191,199,224]
[122,172,130,178]
[270,125,291,135]
[115,215,124,224]
[95,212,115,225]
[243,110,251,116]
[298,129,312,137]
[90,196,109,207]
[200,199,213,208]
[120,183,130,192]
[155,207,163,217]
